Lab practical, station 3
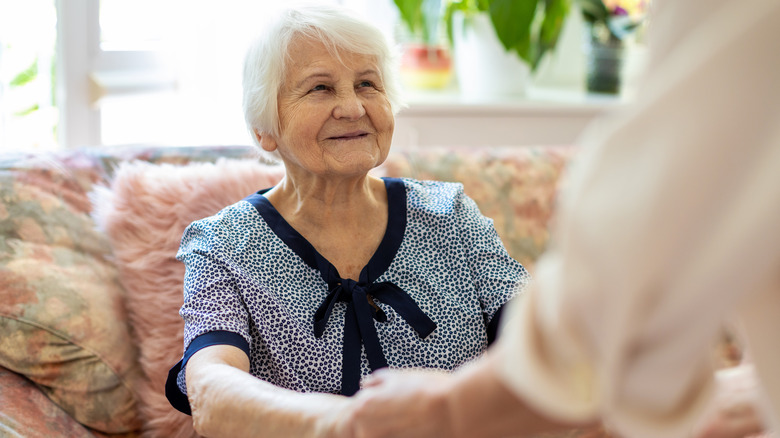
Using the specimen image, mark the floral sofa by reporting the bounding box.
[0,143,623,437]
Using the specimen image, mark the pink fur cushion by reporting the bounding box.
[91,159,284,437]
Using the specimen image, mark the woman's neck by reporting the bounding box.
[264,172,386,227]
[264,172,390,280]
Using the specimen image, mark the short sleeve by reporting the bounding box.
[176,218,252,349]
[168,216,254,406]
[451,188,530,332]
[165,330,250,415]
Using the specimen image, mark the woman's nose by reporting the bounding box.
[332,90,366,120]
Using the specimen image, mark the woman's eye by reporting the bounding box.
[358,81,374,88]
[310,84,328,92]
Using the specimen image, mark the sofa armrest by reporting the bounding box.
[0,366,102,437]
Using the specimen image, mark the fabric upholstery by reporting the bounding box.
[0,365,98,437]
[380,146,574,270]
[0,155,143,434]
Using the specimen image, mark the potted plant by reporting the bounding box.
[577,0,649,93]
[393,0,454,90]
[442,0,571,98]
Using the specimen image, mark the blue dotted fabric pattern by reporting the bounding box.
[174,177,529,395]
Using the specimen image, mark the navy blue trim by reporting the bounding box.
[244,177,408,284]
[243,190,321,269]
[486,304,506,346]
[362,178,407,284]
[165,331,250,415]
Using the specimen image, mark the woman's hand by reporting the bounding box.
[339,368,457,438]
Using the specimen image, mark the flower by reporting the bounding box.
[578,0,649,42]
[603,0,646,18]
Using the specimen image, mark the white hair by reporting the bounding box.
[242,3,404,149]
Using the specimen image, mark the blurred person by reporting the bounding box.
[342,0,780,437]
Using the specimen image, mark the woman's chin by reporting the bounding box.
[324,149,387,175]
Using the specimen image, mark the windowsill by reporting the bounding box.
[392,86,629,148]
[399,86,628,117]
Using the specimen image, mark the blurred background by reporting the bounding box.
[0,0,650,152]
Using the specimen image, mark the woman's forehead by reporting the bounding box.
[286,36,378,72]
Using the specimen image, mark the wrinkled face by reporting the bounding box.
[259,36,395,178]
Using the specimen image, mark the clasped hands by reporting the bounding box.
[325,363,771,438]
[329,368,459,438]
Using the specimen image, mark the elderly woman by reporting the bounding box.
[164,3,528,436]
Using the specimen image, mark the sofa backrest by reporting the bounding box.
[0,144,573,436]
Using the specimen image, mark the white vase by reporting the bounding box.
[451,11,531,99]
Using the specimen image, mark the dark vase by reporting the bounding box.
[585,32,625,94]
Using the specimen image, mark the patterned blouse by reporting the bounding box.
[165,178,529,414]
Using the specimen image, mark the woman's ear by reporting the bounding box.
[255,129,278,153]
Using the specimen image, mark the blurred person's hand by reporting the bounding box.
[692,363,769,438]
[339,367,457,438]
[340,355,605,438]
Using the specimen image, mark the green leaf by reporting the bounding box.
[421,0,443,44]
[444,0,470,46]
[535,0,570,68]
[9,59,38,88]
[489,0,537,64]
[444,0,571,71]
[515,36,534,67]
[394,0,442,44]
[576,0,608,24]
[13,104,39,117]
[540,0,570,46]
[394,0,424,35]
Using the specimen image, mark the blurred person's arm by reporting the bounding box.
[493,0,780,436]
[343,351,590,438]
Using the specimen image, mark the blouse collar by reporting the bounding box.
[244,177,407,285]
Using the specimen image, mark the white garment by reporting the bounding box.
[494,0,780,437]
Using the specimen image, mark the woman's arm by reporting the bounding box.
[185,344,350,438]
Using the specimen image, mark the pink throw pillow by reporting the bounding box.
[91,158,284,437]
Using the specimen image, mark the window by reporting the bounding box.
[0,0,393,150]
[90,0,274,148]
[1,1,633,151]
[0,0,58,151]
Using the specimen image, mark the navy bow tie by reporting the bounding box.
[313,277,437,396]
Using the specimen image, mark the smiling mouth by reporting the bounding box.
[328,131,369,140]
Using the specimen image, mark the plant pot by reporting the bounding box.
[451,11,531,99]
[584,36,625,94]
[399,43,453,90]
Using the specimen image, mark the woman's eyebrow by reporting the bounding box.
[294,72,332,89]
[293,69,380,89]
[356,69,380,78]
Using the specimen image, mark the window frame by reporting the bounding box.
[56,0,175,148]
